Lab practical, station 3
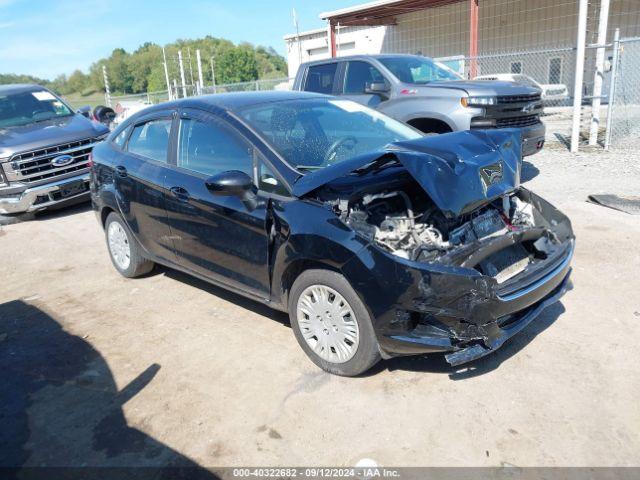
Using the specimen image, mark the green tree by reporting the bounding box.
[216,46,259,84]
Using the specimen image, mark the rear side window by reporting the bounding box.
[127,119,171,163]
[177,117,253,177]
[304,63,338,94]
[343,61,386,94]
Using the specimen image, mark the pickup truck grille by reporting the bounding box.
[496,115,541,128]
[497,93,542,104]
[9,138,97,184]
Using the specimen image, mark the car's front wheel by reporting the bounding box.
[105,212,154,278]
[288,269,381,376]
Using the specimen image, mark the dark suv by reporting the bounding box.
[0,84,109,215]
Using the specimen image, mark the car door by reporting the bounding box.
[115,110,178,263]
[340,60,389,108]
[163,108,271,297]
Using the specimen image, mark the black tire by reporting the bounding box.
[104,212,154,278]
[288,269,381,376]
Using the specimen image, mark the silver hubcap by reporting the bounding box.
[108,221,131,270]
[296,285,359,363]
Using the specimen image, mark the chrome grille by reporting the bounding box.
[9,138,97,184]
[496,115,540,128]
[496,93,542,104]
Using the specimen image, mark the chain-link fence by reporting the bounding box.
[608,37,640,148]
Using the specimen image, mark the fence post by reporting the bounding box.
[178,50,187,98]
[101,66,111,107]
[604,29,621,151]
[570,0,589,153]
[589,0,611,146]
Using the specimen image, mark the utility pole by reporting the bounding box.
[196,49,204,95]
[210,56,217,93]
[162,47,172,100]
[589,0,611,146]
[178,50,187,98]
[570,0,589,153]
[102,65,111,107]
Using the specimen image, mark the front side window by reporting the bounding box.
[238,98,422,170]
[127,119,171,163]
[304,63,338,94]
[177,117,253,177]
[0,89,72,128]
[258,162,288,196]
[343,61,386,94]
[378,56,461,84]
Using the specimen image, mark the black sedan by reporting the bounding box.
[90,91,573,376]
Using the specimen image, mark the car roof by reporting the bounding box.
[0,83,48,95]
[135,90,327,116]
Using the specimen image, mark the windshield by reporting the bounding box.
[237,98,422,170]
[379,56,462,84]
[0,90,73,128]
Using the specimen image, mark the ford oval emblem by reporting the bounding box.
[51,154,74,167]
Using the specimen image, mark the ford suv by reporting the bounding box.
[293,54,545,156]
[0,84,109,216]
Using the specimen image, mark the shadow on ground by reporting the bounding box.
[158,264,565,381]
[0,300,218,478]
[0,200,92,226]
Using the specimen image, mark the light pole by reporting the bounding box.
[210,56,217,93]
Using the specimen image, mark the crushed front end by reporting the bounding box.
[303,130,574,366]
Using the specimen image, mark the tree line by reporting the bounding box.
[1,36,288,97]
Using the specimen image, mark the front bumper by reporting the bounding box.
[0,173,90,214]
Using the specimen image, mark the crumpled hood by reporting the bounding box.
[293,128,522,218]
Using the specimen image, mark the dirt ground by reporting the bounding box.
[1,146,639,470]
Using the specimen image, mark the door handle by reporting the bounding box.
[169,186,190,202]
[115,165,128,177]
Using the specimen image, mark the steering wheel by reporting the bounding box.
[324,136,357,164]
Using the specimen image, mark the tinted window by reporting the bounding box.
[177,117,253,177]
[127,119,171,162]
[304,63,338,94]
[344,61,386,94]
[112,125,131,148]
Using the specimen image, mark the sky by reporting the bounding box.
[0,0,360,79]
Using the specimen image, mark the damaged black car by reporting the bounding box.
[91,91,574,376]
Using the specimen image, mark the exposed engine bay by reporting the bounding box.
[336,185,565,284]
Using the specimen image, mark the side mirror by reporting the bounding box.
[205,170,257,210]
[77,105,92,118]
[365,82,390,98]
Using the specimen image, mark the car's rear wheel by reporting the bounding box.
[288,269,381,376]
[105,212,154,278]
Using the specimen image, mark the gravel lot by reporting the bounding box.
[1,146,639,470]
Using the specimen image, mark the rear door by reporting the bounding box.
[340,60,389,108]
[115,109,177,263]
[163,108,271,297]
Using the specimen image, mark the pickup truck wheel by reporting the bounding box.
[288,269,381,376]
[105,212,154,278]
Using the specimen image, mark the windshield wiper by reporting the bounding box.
[352,156,399,176]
